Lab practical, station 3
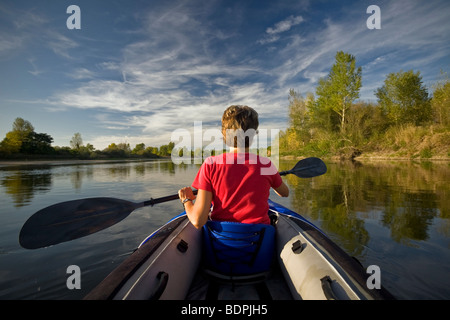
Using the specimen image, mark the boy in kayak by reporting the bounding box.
[178,105,289,229]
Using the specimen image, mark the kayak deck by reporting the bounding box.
[85,201,395,300]
[186,260,293,300]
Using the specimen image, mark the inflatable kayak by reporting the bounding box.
[84,199,394,300]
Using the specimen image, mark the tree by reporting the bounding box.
[77,143,95,158]
[0,118,35,154]
[132,143,146,155]
[0,118,54,155]
[70,133,83,150]
[0,131,22,154]
[158,142,175,157]
[21,132,54,154]
[103,142,131,158]
[431,75,450,127]
[145,146,159,156]
[375,70,431,126]
[283,89,315,149]
[314,51,362,133]
[13,118,34,138]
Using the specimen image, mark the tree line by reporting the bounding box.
[279,51,450,159]
[0,121,174,160]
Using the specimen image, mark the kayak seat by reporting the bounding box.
[202,220,275,282]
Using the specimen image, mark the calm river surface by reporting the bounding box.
[0,159,448,299]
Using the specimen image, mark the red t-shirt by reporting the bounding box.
[192,153,282,224]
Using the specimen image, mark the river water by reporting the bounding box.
[0,159,448,300]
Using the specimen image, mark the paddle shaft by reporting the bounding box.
[143,190,198,207]
[279,164,318,176]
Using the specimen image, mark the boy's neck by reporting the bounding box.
[229,147,250,153]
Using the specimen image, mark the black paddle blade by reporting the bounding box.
[280,157,327,178]
[19,198,142,249]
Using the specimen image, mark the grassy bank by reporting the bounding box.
[280,124,450,161]
[357,125,450,160]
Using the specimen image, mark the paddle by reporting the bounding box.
[279,157,327,178]
[18,193,195,250]
[19,157,326,249]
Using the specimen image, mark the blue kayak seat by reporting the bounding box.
[202,220,275,282]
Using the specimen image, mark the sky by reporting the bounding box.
[0,0,449,150]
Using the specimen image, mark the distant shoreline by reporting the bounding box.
[1,154,449,168]
[0,158,168,167]
[280,155,450,162]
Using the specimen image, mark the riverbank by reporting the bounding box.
[2,153,449,168]
[354,153,450,161]
[280,153,450,162]
[280,124,450,162]
[0,158,169,168]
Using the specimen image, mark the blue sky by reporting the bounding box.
[0,0,449,150]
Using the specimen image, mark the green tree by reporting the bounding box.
[132,143,146,155]
[0,131,23,154]
[78,143,95,158]
[158,142,175,157]
[314,51,362,133]
[21,132,54,154]
[103,142,131,158]
[375,70,431,126]
[287,89,314,145]
[145,146,159,156]
[0,118,35,154]
[345,102,388,146]
[70,133,83,150]
[431,75,450,127]
[0,118,54,155]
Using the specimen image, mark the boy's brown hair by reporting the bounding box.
[222,105,259,148]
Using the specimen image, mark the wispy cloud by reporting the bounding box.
[46,32,79,60]
[267,15,304,35]
[43,2,287,140]
[67,68,97,80]
[0,34,24,57]
[0,4,81,62]
[259,15,304,44]
[27,58,44,76]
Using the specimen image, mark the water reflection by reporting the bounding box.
[70,165,94,190]
[280,160,449,253]
[0,168,52,207]
[0,160,186,207]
